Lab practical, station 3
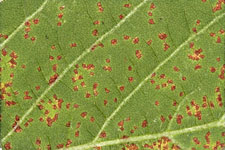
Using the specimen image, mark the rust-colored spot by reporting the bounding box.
[24,91,32,100]
[33,19,39,24]
[93,20,100,25]
[142,120,148,128]
[126,143,139,150]
[193,137,201,145]
[90,116,95,122]
[14,126,22,133]
[119,14,124,20]
[147,39,152,45]
[133,37,139,44]
[24,33,29,39]
[81,112,87,118]
[194,64,202,70]
[124,35,130,40]
[160,115,165,123]
[92,29,98,36]
[119,86,125,91]
[192,27,197,33]
[216,36,221,43]
[58,13,63,19]
[176,114,183,125]
[70,43,77,47]
[66,121,71,127]
[99,131,106,138]
[4,142,12,150]
[148,12,153,16]
[57,22,62,26]
[49,73,59,85]
[210,67,216,73]
[164,43,170,51]
[148,19,155,24]
[97,2,104,12]
[57,144,64,149]
[128,77,134,82]
[111,39,117,45]
[124,4,131,8]
[158,33,167,40]
[36,138,41,146]
[155,101,159,106]
[150,3,156,9]
[135,50,142,59]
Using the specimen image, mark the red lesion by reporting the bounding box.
[119,14,124,20]
[176,114,183,124]
[23,19,39,42]
[99,131,106,138]
[9,51,18,68]
[124,3,131,8]
[90,116,95,122]
[142,120,148,128]
[209,29,224,43]
[0,33,8,40]
[49,73,59,85]
[215,87,223,107]
[93,20,100,25]
[218,65,225,80]
[135,50,142,59]
[74,130,79,137]
[124,35,130,40]
[97,2,104,12]
[103,65,112,72]
[4,142,12,150]
[24,118,33,127]
[193,137,201,145]
[24,91,32,100]
[148,18,155,24]
[111,39,117,45]
[119,85,125,91]
[158,33,167,40]
[212,0,224,12]
[92,29,98,36]
[80,112,87,118]
[66,121,71,127]
[128,77,134,82]
[11,115,23,133]
[132,37,139,44]
[66,139,72,148]
[125,143,139,150]
[35,138,41,146]
[70,43,77,47]
[158,33,171,51]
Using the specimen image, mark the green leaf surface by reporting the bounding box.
[0,0,225,150]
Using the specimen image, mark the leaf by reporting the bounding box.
[0,0,225,149]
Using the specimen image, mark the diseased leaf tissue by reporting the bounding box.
[0,0,224,149]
